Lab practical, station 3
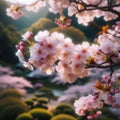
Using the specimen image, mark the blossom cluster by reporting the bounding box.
[16,30,90,83]
[68,0,119,26]
[55,16,72,28]
[16,25,120,75]
[74,94,103,119]
[15,22,120,78]
[6,0,120,26]
[6,5,23,19]
[94,72,120,108]
[6,0,46,19]
[74,71,120,119]
[15,22,120,119]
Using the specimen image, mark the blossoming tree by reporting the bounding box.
[5,0,120,119]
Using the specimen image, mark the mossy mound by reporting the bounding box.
[0,88,23,99]
[16,113,33,120]
[51,114,77,120]
[29,108,53,120]
[53,103,75,117]
[0,89,28,120]
[37,97,48,103]
[25,97,48,109]
[0,103,28,120]
[29,18,56,33]
[36,87,56,101]
[0,97,27,112]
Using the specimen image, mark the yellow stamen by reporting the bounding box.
[60,16,66,22]
[27,40,34,47]
[12,5,20,12]
[98,25,109,34]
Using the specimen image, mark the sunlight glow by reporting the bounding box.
[6,0,38,5]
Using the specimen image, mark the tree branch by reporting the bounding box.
[69,0,120,17]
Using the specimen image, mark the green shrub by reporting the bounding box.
[35,97,48,109]
[29,108,53,120]
[16,113,33,120]
[0,89,28,120]
[37,97,48,103]
[55,103,71,110]
[25,97,48,109]
[36,87,56,101]
[29,18,56,33]
[54,103,75,116]
[24,99,34,108]
[34,103,48,109]
[51,114,77,120]
[0,104,28,120]
[0,89,23,99]
[63,108,75,116]
[30,97,37,101]
[0,97,28,112]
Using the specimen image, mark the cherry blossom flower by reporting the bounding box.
[15,49,25,62]
[93,71,120,108]
[34,30,49,42]
[114,93,120,106]
[49,0,69,14]
[22,31,33,41]
[55,16,72,28]
[56,61,78,83]
[112,21,120,37]
[6,5,23,19]
[74,94,103,119]
[23,61,34,71]
[25,0,46,12]
[6,0,120,25]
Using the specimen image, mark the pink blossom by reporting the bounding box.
[34,30,49,42]
[25,0,46,12]
[0,75,33,94]
[15,49,25,62]
[22,31,33,41]
[74,94,103,118]
[6,5,23,19]
[49,0,69,14]
[23,61,34,71]
[55,16,72,28]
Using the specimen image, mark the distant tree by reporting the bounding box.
[0,24,20,64]
[28,18,56,33]
[25,97,48,109]
[35,87,57,101]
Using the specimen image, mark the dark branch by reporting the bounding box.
[69,0,120,16]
